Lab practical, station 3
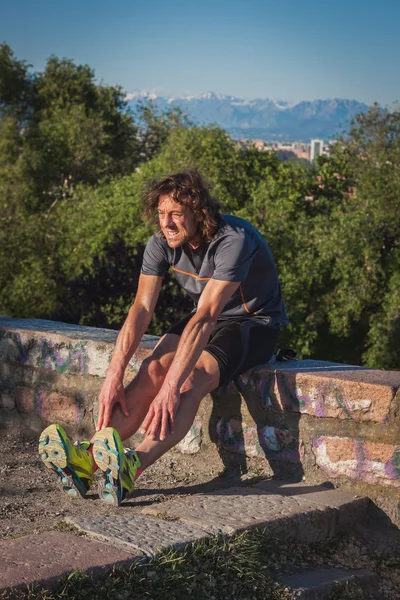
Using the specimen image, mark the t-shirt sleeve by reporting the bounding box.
[141,234,170,276]
[212,230,258,282]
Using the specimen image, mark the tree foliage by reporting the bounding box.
[0,44,33,118]
[312,106,400,368]
[0,45,399,369]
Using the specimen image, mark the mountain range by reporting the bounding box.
[127,92,369,142]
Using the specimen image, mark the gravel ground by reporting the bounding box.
[1,429,400,598]
[0,428,263,541]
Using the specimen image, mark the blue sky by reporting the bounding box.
[1,0,399,105]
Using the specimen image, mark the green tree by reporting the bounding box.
[0,43,33,118]
[308,105,400,368]
[49,125,308,335]
[25,56,140,205]
[135,101,191,162]
[1,47,399,371]
[0,46,142,319]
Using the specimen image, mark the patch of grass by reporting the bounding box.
[1,530,399,600]
[151,494,168,504]
[54,520,84,535]
[330,581,365,600]
[0,531,291,600]
[154,512,180,522]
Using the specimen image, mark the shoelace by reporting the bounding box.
[73,440,90,455]
[125,449,140,465]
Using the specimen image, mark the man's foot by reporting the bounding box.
[38,424,95,498]
[92,427,141,506]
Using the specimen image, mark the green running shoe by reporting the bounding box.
[38,424,94,498]
[93,427,141,506]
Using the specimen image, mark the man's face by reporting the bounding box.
[157,195,201,249]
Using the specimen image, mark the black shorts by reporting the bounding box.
[166,313,280,387]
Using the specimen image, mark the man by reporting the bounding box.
[38,169,288,506]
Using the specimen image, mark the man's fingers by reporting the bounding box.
[169,397,180,434]
[141,406,154,434]
[160,409,168,441]
[169,410,175,435]
[102,404,112,429]
[148,409,161,440]
[148,417,158,440]
[140,413,151,434]
[96,401,104,431]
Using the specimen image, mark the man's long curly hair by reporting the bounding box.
[142,168,222,243]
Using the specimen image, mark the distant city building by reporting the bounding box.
[238,138,331,162]
[269,141,311,161]
[310,139,324,161]
[253,140,266,151]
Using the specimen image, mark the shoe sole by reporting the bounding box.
[92,428,124,506]
[38,424,87,498]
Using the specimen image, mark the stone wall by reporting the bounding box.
[1,315,399,524]
[0,316,158,436]
[212,363,400,522]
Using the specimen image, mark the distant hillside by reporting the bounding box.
[127,92,369,142]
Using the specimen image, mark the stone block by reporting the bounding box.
[0,361,11,380]
[278,568,379,600]
[0,531,136,593]
[38,390,84,424]
[0,316,158,377]
[216,417,303,463]
[252,481,371,537]
[142,486,368,542]
[248,360,400,423]
[312,435,400,488]
[2,314,400,521]
[0,390,16,410]
[177,417,202,454]
[14,386,84,424]
[14,386,35,413]
[66,514,209,555]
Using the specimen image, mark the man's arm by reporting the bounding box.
[96,274,163,431]
[141,278,240,440]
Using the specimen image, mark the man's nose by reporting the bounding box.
[161,214,173,228]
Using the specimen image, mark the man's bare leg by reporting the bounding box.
[39,337,179,499]
[135,351,220,471]
[107,333,181,441]
[92,351,219,505]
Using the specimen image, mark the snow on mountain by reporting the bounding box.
[127,92,369,141]
[126,91,159,101]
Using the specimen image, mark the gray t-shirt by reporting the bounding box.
[141,214,289,326]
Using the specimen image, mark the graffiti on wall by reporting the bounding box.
[0,330,29,364]
[34,388,84,425]
[0,329,89,374]
[295,385,367,419]
[312,435,400,487]
[251,369,392,423]
[178,419,202,454]
[40,339,88,374]
[1,329,89,425]
[216,417,302,463]
[12,385,85,425]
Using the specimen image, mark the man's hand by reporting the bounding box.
[96,374,130,431]
[141,383,180,441]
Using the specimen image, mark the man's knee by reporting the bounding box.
[181,358,220,395]
[136,356,167,388]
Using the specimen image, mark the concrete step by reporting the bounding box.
[141,482,370,542]
[279,567,381,600]
[65,513,210,556]
[0,531,137,593]
[0,483,372,595]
